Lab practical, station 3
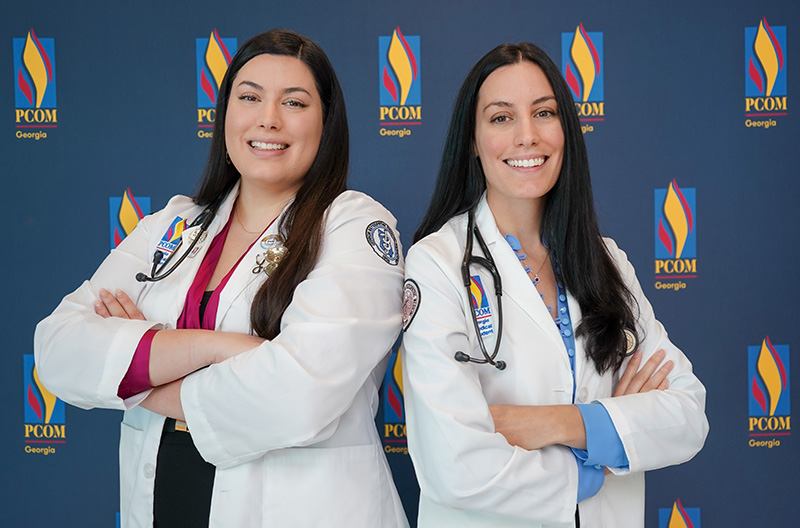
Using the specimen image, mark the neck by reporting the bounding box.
[486,192,546,250]
[235,180,297,232]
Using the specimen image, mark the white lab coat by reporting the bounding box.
[34,186,410,528]
[401,195,708,528]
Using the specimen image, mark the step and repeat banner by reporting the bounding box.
[3,0,797,526]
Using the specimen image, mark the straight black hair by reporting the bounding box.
[416,42,637,374]
[195,29,349,339]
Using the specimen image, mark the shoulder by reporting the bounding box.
[406,214,466,276]
[327,190,398,227]
[323,190,402,266]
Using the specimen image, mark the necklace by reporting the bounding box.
[234,206,266,235]
[504,234,549,285]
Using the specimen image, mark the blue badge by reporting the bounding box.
[365,221,399,266]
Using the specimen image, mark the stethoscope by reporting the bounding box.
[454,208,639,371]
[135,203,219,283]
[455,209,507,370]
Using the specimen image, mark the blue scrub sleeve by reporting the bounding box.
[575,403,629,469]
[570,403,630,502]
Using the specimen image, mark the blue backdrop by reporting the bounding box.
[3,1,798,526]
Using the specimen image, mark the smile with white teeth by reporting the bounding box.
[249,141,287,151]
[505,157,546,168]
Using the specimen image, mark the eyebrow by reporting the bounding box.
[482,95,555,112]
[236,80,312,96]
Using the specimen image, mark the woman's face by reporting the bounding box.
[225,53,324,198]
[474,61,564,211]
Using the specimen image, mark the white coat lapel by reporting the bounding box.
[474,198,565,351]
[214,200,291,330]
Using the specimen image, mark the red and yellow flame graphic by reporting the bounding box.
[114,188,146,247]
[383,27,417,105]
[469,277,485,310]
[387,352,404,419]
[18,29,53,108]
[166,219,187,244]
[749,18,784,97]
[667,498,695,528]
[27,366,58,423]
[566,24,600,102]
[658,180,693,258]
[201,29,233,105]
[752,336,787,415]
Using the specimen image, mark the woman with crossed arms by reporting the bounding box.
[401,42,708,527]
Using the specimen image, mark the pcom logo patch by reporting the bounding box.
[23,354,66,450]
[196,29,236,135]
[381,350,408,453]
[378,26,421,137]
[109,188,150,250]
[748,336,791,447]
[744,18,787,126]
[658,499,701,528]
[13,28,57,139]
[654,180,696,288]
[562,23,604,132]
[469,275,494,337]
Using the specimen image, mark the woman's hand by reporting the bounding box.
[614,349,673,396]
[94,288,145,320]
[490,350,674,452]
[489,404,585,451]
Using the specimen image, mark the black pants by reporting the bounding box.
[153,424,215,527]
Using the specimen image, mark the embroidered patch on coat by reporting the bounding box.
[469,275,494,337]
[365,220,399,265]
[402,279,421,331]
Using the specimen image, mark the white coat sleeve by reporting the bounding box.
[180,193,404,468]
[31,198,192,410]
[401,235,579,527]
[596,240,708,474]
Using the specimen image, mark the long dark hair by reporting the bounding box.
[195,29,349,339]
[415,42,636,374]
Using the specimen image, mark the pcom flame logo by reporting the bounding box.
[378,27,421,128]
[469,276,488,310]
[746,19,786,97]
[658,499,700,528]
[196,29,234,107]
[24,355,64,425]
[13,29,56,109]
[381,27,418,106]
[109,188,150,250]
[382,350,407,447]
[564,24,602,102]
[383,351,405,423]
[656,180,695,259]
[749,337,790,417]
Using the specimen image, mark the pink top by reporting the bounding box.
[118,212,261,399]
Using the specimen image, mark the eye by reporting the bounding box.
[535,109,557,119]
[490,114,511,124]
[238,93,259,103]
[285,99,309,108]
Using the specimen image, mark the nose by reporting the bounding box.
[516,116,539,146]
[259,101,281,130]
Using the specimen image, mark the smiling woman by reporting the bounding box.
[401,42,708,527]
[34,29,409,528]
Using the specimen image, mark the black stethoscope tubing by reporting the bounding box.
[455,208,507,370]
[135,202,220,283]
